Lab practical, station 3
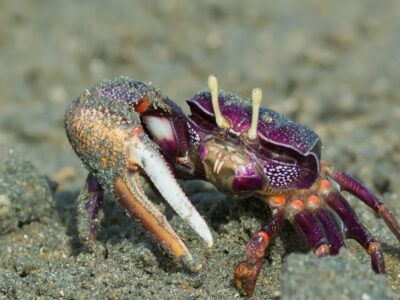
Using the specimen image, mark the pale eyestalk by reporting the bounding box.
[208,75,230,129]
[248,88,262,140]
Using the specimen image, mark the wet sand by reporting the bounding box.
[0,1,399,299]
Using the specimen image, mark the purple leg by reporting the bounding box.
[327,169,400,242]
[84,173,104,240]
[326,191,385,273]
[292,210,330,257]
[234,210,286,297]
[314,209,345,255]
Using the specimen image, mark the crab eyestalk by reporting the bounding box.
[248,88,262,140]
[208,75,230,129]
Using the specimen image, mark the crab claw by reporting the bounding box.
[115,127,213,267]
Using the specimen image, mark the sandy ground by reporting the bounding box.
[0,1,399,299]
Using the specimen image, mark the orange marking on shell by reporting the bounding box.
[269,195,286,207]
[307,195,320,205]
[134,96,150,113]
[320,161,330,169]
[289,199,305,210]
[320,179,331,190]
[305,194,321,210]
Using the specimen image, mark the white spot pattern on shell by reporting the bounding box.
[263,163,300,188]
[187,122,200,146]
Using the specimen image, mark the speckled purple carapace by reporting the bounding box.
[232,165,263,192]
[187,91,321,156]
[187,90,321,190]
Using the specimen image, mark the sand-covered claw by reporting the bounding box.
[65,77,212,269]
[127,129,213,248]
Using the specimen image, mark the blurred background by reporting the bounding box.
[1,0,399,189]
[0,0,399,298]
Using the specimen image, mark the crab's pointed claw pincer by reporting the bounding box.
[126,128,214,248]
[114,175,195,264]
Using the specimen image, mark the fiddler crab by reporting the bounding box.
[65,75,400,297]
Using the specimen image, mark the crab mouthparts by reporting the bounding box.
[127,133,214,248]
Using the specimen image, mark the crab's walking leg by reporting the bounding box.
[325,166,400,242]
[84,174,104,240]
[326,191,385,273]
[292,210,330,257]
[77,173,104,245]
[314,209,345,255]
[234,210,285,297]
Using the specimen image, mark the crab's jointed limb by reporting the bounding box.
[192,76,399,296]
[65,78,213,270]
[234,209,285,297]
[234,164,400,296]
[75,173,105,252]
[325,165,400,242]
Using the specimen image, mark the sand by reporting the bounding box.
[0,1,399,299]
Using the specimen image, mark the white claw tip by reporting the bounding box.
[204,231,214,248]
[248,88,263,140]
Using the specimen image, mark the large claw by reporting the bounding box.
[65,77,213,269]
[115,128,213,267]
[115,175,195,266]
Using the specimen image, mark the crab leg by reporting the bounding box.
[314,209,345,255]
[234,210,285,297]
[292,210,330,257]
[76,173,104,245]
[84,174,104,240]
[325,166,400,242]
[326,191,385,273]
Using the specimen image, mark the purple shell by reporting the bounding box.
[188,91,321,190]
[187,91,320,156]
[233,165,264,192]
